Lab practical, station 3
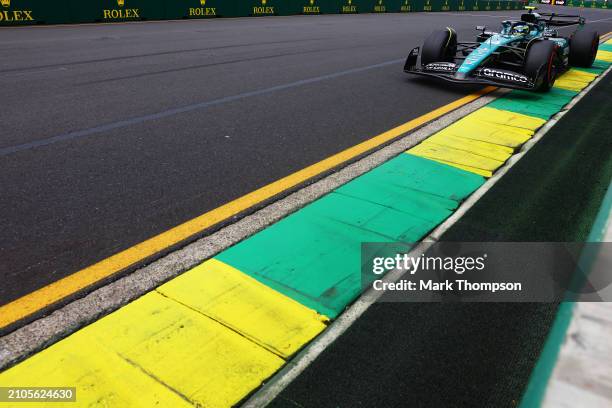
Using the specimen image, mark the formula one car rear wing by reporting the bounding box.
[521,7,585,27]
[538,12,585,27]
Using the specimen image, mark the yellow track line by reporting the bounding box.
[0,86,496,330]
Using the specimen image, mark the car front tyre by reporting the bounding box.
[421,28,458,66]
[525,40,557,92]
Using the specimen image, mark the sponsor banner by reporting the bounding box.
[480,0,493,10]
[183,0,220,18]
[102,1,142,21]
[67,0,165,23]
[373,0,387,12]
[399,0,413,11]
[340,0,358,13]
[361,242,612,302]
[302,0,322,14]
[0,0,69,25]
[251,0,277,16]
[564,0,607,6]
[1,0,527,26]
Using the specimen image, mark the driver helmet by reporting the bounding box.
[513,24,530,35]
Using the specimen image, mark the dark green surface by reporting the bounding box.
[487,88,577,120]
[269,67,612,408]
[218,154,484,318]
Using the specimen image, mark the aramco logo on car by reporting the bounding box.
[0,0,35,23]
[103,0,140,20]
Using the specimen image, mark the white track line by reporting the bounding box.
[243,44,612,408]
[591,17,612,24]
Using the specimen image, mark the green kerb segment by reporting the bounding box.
[217,154,484,318]
[599,44,612,52]
[487,88,577,120]
[594,59,612,69]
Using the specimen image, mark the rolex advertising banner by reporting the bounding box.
[68,0,165,23]
[477,0,496,10]
[418,0,459,11]
[398,0,417,12]
[1,0,525,26]
[296,0,339,15]
[248,0,285,17]
[565,0,609,7]
[165,0,223,19]
[0,0,69,25]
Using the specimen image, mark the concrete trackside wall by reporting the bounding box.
[0,0,526,26]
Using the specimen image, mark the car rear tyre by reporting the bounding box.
[421,28,458,66]
[569,29,599,67]
[525,40,557,92]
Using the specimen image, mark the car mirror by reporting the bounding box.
[475,25,487,32]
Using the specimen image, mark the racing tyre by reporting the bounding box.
[421,28,458,66]
[569,30,599,67]
[525,40,557,92]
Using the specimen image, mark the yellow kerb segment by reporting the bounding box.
[467,107,546,131]
[407,107,545,177]
[0,292,284,408]
[407,143,502,177]
[425,157,495,178]
[0,341,192,408]
[425,132,514,162]
[437,115,534,148]
[554,68,598,92]
[596,49,612,62]
[157,258,328,359]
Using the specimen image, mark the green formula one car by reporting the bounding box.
[404,7,599,91]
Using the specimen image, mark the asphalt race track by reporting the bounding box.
[1,7,611,316]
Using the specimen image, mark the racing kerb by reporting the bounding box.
[0,38,611,408]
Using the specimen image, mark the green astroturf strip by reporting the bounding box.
[216,154,484,318]
[487,87,577,120]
